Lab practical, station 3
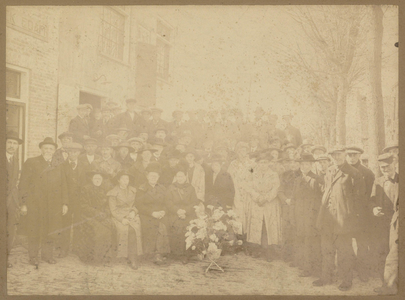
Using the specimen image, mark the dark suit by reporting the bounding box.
[110,111,141,138]
[7,154,20,254]
[351,161,375,277]
[53,148,69,167]
[369,173,398,280]
[205,169,235,209]
[69,116,90,144]
[316,162,365,283]
[60,159,88,254]
[19,156,68,260]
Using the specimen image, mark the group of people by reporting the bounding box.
[6,98,398,294]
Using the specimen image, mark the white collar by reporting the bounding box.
[6,152,13,160]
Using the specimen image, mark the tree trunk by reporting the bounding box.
[367,5,385,175]
[335,75,348,145]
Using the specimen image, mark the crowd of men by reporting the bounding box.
[6,98,399,294]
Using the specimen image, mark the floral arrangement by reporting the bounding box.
[185,205,243,262]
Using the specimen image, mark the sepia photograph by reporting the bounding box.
[5,4,399,296]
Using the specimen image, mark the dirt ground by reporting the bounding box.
[7,242,382,296]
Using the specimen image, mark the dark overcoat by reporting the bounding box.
[316,162,365,235]
[18,155,69,237]
[292,171,323,237]
[205,169,235,209]
[135,183,168,254]
[69,115,90,143]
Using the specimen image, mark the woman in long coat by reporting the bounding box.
[292,153,323,277]
[183,149,206,202]
[166,166,199,263]
[74,171,115,265]
[247,151,281,261]
[108,171,142,270]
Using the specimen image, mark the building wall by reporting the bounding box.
[6,6,61,158]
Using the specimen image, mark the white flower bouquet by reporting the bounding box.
[185,205,243,264]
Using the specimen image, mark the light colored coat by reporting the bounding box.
[108,186,143,257]
[247,167,281,245]
[228,158,255,234]
[187,163,206,202]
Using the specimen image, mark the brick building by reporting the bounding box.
[6,6,177,163]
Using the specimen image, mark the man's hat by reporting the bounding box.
[39,137,58,149]
[145,162,162,174]
[328,145,346,155]
[299,140,314,148]
[136,148,158,154]
[7,130,23,144]
[172,110,183,117]
[85,104,93,111]
[153,127,168,134]
[345,146,364,154]
[64,142,84,151]
[127,137,144,145]
[282,143,296,151]
[58,131,74,140]
[167,149,182,160]
[76,104,88,110]
[316,154,331,161]
[83,138,98,145]
[149,138,168,147]
[383,142,398,153]
[150,107,163,113]
[377,153,394,166]
[296,152,316,162]
[311,145,327,154]
[114,142,135,153]
[125,98,137,104]
[106,134,122,142]
[184,149,201,161]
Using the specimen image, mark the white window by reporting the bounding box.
[6,66,29,164]
[99,7,129,61]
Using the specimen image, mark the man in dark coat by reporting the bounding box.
[282,114,303,147]
[114,142,136,171]
[6,131,23,268]
[205,154,235,209]
[313,146,365,291]
[53,131,74,167]
[59,142,88,258]
[69,104,91,144]
[346,146,375,282]
[135,162,170,265]
[369,153,398,285]
[150,107,170,136]
[18,137,69,266]
[78,138,101,172]
[109,98,141,138]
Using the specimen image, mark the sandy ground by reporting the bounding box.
[7,243,382,296]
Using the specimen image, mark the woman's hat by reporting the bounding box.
[282,143,296,151]
[311,145,327,154]
[136,148,158,154]
[39,137,58,149]
[6,130,23,144]
[113,170,135,184]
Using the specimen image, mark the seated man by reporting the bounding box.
[136,162,170,265]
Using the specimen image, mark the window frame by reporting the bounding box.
[155,17,174,82]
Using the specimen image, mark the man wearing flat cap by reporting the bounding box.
[382,142,399,172]
[345,145,375,282]
[314,146,365,291]
[109,98,141,139]
[369,153,399,291]
[18,137,69,267]
[59,142,87,258]
[6,131,23,268]
[69,104,91,144]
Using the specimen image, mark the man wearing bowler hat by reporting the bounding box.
[345,145,375,282]
[6,131,23,268]
[369,153,399,289]
[313,146,364,291]
[18,137,69,267]
[59,142,87,258]
[69,104,91,144]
